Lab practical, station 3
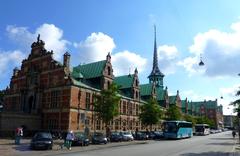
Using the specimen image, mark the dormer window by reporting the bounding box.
[107,66,111,75]
[135,79,138,86]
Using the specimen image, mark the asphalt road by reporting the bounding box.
[59,131,238,156]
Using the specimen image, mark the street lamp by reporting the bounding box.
[199,54,204,66]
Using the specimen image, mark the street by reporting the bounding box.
[59,131,238,156]
[2,131,239,156]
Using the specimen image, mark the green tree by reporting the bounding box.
[183,114,196,126]
[93,83,121,135]
[195,116,215,128]
[231,87,240,141]
[139,98,163,130]
[165,105,182,121]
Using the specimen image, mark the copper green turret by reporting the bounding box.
[148,25,164,88]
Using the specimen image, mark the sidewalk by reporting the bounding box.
[0,138,148,156]
[231,138,240,156]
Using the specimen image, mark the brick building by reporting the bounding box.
[0,34,162,135]
[183,100,224,128]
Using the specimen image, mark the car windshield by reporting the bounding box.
[34,132,52,139]
[74,132,85,138]
[122,132,131,135]
[111,132,120,135]
[94,133,104,137]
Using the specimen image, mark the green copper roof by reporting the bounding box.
[181,100,187,108]
[169,96,177,104]
[156,87,166,101]
[71,78,100,91]
[140,84,153,96]
[114,74,134,89]
[72,60,106,79]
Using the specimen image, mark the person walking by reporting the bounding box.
[66,130,74,150]
[232,130,236,138]
[15,127,23,145]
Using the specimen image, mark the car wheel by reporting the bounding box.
[48,145,52,150]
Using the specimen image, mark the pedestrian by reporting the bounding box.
[232,130,236,138]
[15,127,23,145]
[66,130,74,150]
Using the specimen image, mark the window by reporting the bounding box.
[96,120,101,130]
[135,79,138,86]
[135,91,138,99]
[128,102,132,115]
[107,66,111,75]
[107,81,110,89]
[115,120,119,130]
[51,90,60,108]
[85,117,90,125]
[136,105,139,115]
[123,101,127,115]
[48,119,58,130]
[86,92,91,110]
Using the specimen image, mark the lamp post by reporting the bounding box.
[199,54,205,66]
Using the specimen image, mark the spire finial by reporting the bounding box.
[37,34,40,42]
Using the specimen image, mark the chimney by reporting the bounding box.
[63,52,70,68]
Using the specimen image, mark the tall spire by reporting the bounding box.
[153,25,158,70]
[148,25,164,88]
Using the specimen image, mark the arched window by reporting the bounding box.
[107,66,111,75]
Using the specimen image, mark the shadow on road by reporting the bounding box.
[210,137,234,140]
[12,144,31,152]
[180,151,233,156]
[206,142,235,146]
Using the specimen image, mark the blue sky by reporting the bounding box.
[1,0,240,115]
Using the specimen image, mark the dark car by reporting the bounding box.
[30,132,53,150]
[92,132,108,144]
[134,132,148,140]
[150,131,164,139]
[72,132,89,146]
[110,132,123,142]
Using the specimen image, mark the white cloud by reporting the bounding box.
[220,84,240,98]
[158,45,180,75]
[75,32,147,76]
[0,50,26,75]
[74,32,116,63]
[112,50,147,76]
[6,23,69,61]
[179,21,240,77]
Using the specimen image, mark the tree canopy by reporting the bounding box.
[139,98,163,128]
[195,116,215,128]
[165,105,182,121]
[93,83,121,126]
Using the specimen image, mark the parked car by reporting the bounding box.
[149,131,164,139]
[92,132,108,144]
[134,132,148,140]
[110,132,123,142]
[72,132,89,146]
[120,131,134,141]
[30,132,53,150]
[210,129,216,134]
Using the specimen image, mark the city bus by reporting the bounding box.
[163,121,193,139]
[195,124,210,135]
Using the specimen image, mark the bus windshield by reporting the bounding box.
[164,122,177,133]
[195,126,204,132]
